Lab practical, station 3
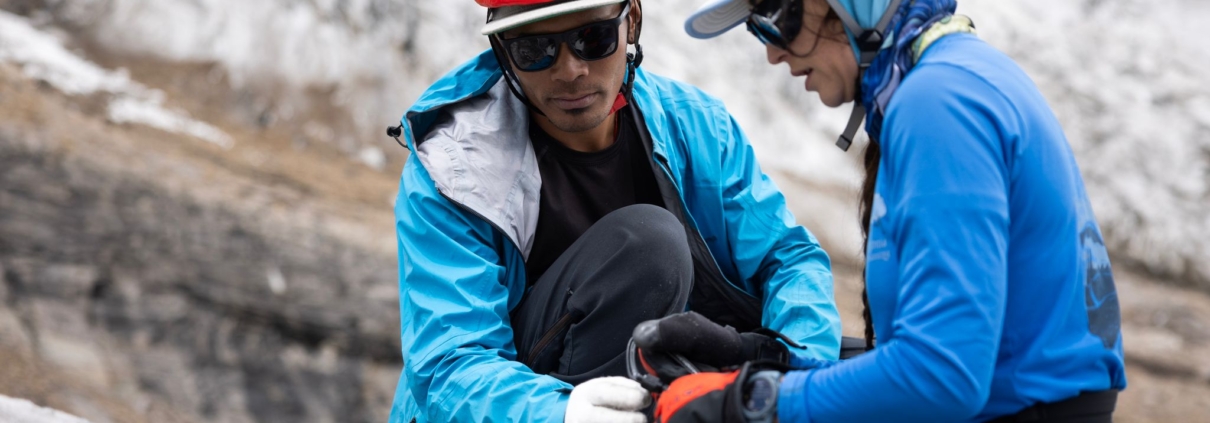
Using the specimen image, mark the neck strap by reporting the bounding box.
[827,0,904,151]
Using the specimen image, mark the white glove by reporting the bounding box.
[564,376,651,423]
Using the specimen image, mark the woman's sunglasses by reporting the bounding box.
[498,3,631,72]
[745,0,803,51]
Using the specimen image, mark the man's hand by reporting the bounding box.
[565,377,651,423]
[633,312,792,369]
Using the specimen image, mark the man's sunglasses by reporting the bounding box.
[745,0,803,51]
[497,2,630,72]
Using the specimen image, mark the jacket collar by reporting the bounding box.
[399,50,671,259]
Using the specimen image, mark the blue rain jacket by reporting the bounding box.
[778,34,1126,423]
[390,50,840,422]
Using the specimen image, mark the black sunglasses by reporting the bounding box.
[745,0,803,51]
[497,3,631,72]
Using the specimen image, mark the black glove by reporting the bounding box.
[629,339,719,391]
[633,311,798,369]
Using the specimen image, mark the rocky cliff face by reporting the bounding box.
[0,48,401,421]
[0,148,398,423]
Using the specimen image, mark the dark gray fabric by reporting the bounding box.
[510,204,692,385]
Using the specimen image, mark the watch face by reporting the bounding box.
[745,378,776,412]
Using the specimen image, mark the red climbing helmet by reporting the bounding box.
[478,0,629,35]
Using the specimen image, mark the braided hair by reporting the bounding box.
[854,0,959,350]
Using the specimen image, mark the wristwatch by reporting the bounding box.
[742,370,782,423]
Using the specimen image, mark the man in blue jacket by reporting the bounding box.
[389,0,840,421]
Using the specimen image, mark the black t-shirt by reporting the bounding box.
[524,106,665,283]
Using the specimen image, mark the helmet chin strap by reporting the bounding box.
[837,101,865,151]
[624,43,643,95]
[489,35,548,118]
[826,0,902,151]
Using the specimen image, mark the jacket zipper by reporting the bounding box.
[625,100,763,328]
[628,101,750,295]
[624,102,727,285]
[652,154,762,310]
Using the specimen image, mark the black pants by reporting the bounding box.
[511,204,693,385]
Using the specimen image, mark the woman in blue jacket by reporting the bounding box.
[640,0,1127,421]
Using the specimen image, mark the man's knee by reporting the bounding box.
[596,205,692,300]
[597,204,685,252]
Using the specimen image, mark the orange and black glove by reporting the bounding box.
[652,361,785,423]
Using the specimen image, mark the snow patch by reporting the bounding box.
[961,0,1210,286]
[0,10,233,149]
[0,395,91,423]
[0,13,127,95]
[108,97,234,149]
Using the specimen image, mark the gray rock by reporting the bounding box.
[0,306,33,358]
[37,264,98,299]
[0,136,399,422]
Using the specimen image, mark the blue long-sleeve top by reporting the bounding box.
[778,34,1126,423]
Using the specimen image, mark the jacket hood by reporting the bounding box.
[401,50,504,152]
[397,49,666,259]
[403,53,540,258]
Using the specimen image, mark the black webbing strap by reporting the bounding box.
[823,0,903,151]
[989,390,1119,423]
